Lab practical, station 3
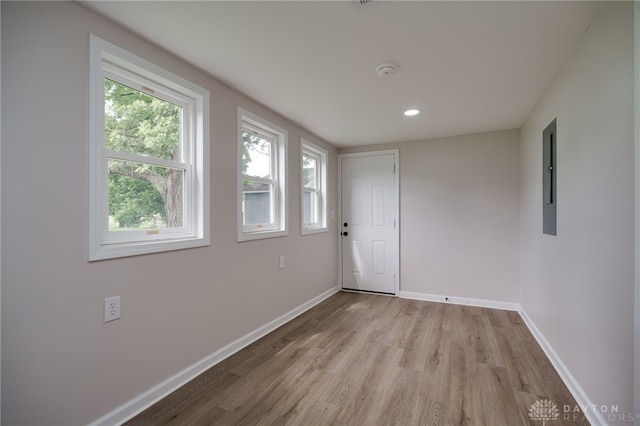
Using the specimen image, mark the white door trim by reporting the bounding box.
[338,149,400,295]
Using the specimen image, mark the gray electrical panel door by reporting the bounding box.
[543,119,557,235]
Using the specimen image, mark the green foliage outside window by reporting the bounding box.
[104,79,182,229]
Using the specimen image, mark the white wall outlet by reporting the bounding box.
[104,296,121,323]
[279,255,285,269]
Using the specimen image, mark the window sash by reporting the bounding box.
[242,133,275,180]
[302,188,322,228]
[301,140,327,234]
[103,157,192,243]
[242,181,278,232]
[241,121,280,233]
[241,176,278,227]
[101,70,194,243]
[102,69,191,162]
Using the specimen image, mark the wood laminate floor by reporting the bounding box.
[126,291,588,425]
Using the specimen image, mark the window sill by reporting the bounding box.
[237,229,288,242]
[301,227,328,236]
[89,236,209,261]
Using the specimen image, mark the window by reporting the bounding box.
[238,108,287,241]
[301,139,328,234]
[89,35,209,260]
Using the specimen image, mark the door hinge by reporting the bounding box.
[393,164,396,174]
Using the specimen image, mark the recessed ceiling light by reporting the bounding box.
[404,109,420,117]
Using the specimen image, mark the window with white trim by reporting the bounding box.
[89,35,209,261]
[301,140,328,234]
[238,108,287,241]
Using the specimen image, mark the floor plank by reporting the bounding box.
[125,292,588,426]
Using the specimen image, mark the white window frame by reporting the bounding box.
[237,108,287,242]
[301,139,328,235]
[89,35,210,261]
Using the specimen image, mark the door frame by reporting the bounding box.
[338,149,400,295]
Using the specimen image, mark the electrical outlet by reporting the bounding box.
[279,255,285,269]
[104,296,121,323]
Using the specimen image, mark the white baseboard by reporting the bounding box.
[398,290,519,311]
[89,286,340,426]
[517,307,605,426]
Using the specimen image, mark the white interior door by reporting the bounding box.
[340,152,397,294]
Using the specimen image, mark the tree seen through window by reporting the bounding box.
[104,79,183,230]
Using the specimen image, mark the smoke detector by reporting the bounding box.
[376,63,396,79]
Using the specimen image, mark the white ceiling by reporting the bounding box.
[81,1,604,147]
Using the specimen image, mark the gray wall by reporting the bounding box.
[519,2,634,421]
[399,130,520,302]
[1,2,338,424]
[340,130,521,304]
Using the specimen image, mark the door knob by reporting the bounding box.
[343,222,348,227]
[342,231,349,236]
